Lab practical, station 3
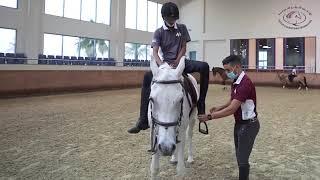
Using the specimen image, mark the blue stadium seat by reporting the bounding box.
[70,56,77,65]
[15,53,26,64]
[0,53,5,64]
[47,55,55,65]
[109,58,116,66]
[103,58,109,66]
[5,53,15,64]
[38,54,47,64]
[78,57,85,65]
[63,56,70,65]
[97,57,103,66]
[55,55,63,65]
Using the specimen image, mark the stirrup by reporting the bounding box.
[199,121,209,134]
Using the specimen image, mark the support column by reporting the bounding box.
[316,36,320,73]
[305,37,316,73]
[248,39,256,69]
[275,38,284,70]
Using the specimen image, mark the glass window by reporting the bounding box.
[147,45,152,60]
[0,28,16,53]
[137,0,147,31]
[137,44,147,60]
[43,34,63,55]
[284,37,305,68]
[64,0,81,20]
[96,40,109,58]
[96,0,111,25]
[230,39,249,68]
[125,43,137,59]
[189,51,197,61]
[0,0,17,8]
[45,0,63,16]
[63,36,80,57]
[81,0,96,22]
[256,39,275,69]
[157,4,163,28]
[125,0,137,29]
[147,1,158,32]
[79,37,95,57]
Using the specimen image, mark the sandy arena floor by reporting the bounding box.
[0,85,319,180]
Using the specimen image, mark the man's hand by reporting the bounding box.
[209,107,219,113]
[170,59,180,68]
[198,114,210,122]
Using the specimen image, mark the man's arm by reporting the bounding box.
[211,99,232,112]
[174,41,187,66]
[152,45,163,66]
[198,99,241,121]
[211,99,241,119]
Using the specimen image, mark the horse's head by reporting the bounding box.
[212,67,217,76]
[149,57,185,156]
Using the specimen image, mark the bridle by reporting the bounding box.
[148,79,184,154]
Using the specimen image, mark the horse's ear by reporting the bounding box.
[175,56,185,77]
[150,56,159,76]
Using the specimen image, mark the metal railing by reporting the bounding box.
[242,65,316,73]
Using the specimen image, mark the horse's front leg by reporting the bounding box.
[187,115,196,163]
[150,152,160,178]
[176,132,186,176]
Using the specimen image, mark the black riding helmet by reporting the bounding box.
[161,2,179,20]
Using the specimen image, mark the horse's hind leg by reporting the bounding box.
[150,152,160,178]
[187,110,196,163]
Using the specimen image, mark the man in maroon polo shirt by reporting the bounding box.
[198,55,260,180]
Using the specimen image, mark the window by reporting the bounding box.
[256,39,275,69]
[126,0,162,32]
[0,0,17,8]
[63,36,80,57]
[284,37,305,69]
[230,39,249,68]
[45,0,63,16]
[44,33,109,58]
[189,51,197,61]
[95,40,109,58]
[147,45,152,60]
[96,0,111,25]
[0,28,16,53]
[125,43,150,60]
[147,1,158,32]
[157,4,163,28]
[43,34,63,55]
[125,0,137,29]
[137,0,147,31]
[64,0,81,20]
[45,0,111,25]
[81,0,96,22]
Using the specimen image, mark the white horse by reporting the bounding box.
[148,57,199,178]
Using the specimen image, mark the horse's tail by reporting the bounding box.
[303,76,308,88]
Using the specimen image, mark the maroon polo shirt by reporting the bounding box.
[231,71,258,122]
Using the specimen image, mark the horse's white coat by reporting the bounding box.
[148,57,199,178]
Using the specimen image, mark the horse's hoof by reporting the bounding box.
[306,87,309,91]
[187,157,194,164]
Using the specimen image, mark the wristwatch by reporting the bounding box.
[207,114,213,120]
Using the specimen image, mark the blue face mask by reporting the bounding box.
[226,67,238,80]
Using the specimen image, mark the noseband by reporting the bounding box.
[148,80,184,154]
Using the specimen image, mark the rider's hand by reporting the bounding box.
[170,59,180,68]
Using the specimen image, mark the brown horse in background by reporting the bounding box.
[212,67,229,90]
[277,72,309,90]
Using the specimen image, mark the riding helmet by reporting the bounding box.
[161,2,179,20]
